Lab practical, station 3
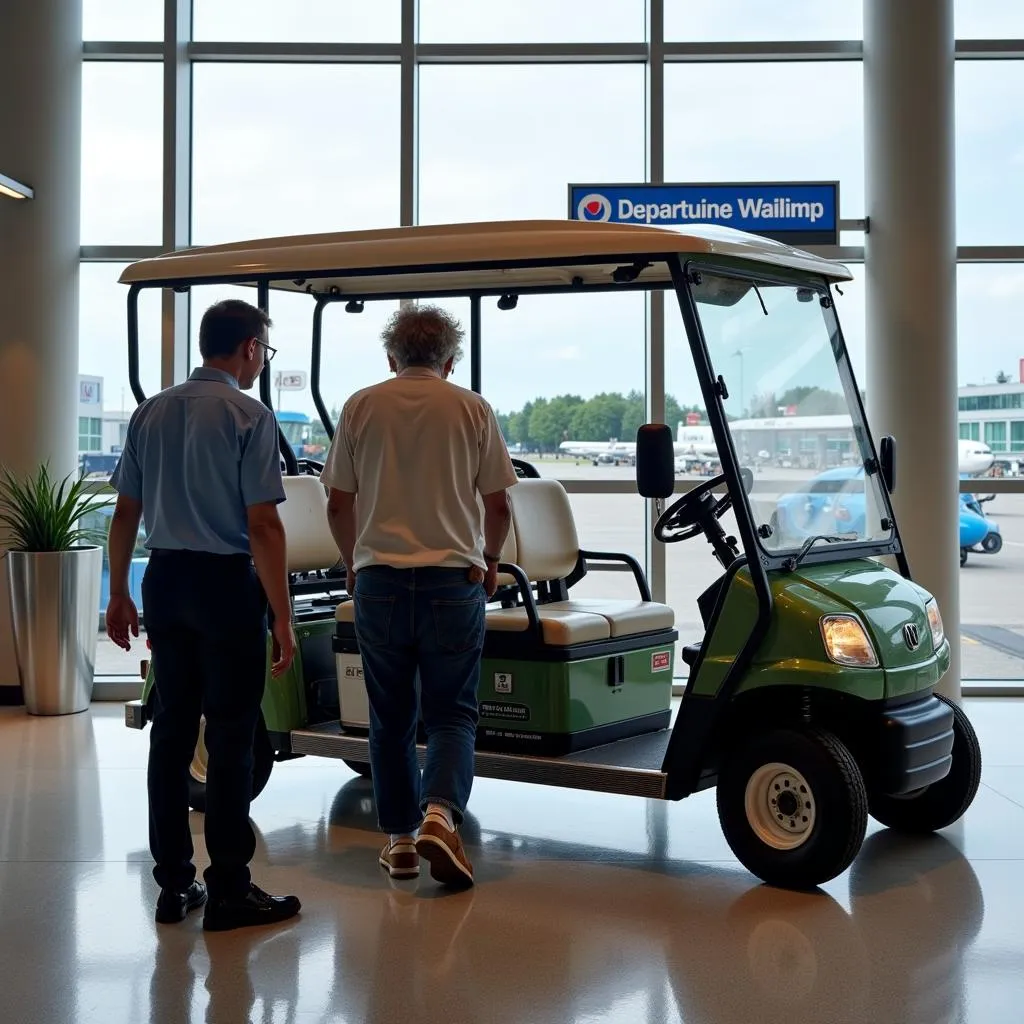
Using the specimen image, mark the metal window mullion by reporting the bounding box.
[82,41,164,60]
[662,40,863,62]
[647,0,667,604]
[414,42,649,64]
[401,0,417,228]
[161,0,191,391]
[187,41,402,63]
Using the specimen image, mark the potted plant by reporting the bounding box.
[0,463,109,715]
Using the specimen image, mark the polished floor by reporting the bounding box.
[1,699,1022,1024]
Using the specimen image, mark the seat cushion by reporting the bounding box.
[338,597,608,645]
[280,475,342,573]
[546,599,675,638]
[485,607,610,645]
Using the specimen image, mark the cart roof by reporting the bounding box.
[118,219,853,297]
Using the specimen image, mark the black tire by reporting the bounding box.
[343,759,373,779]
[982,532,1002,554]
[717,726,868,890]
[868,695,981,833]
[187,714,275,813]
[960,547,968,566]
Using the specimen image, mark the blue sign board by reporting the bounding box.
[568,181,839,245]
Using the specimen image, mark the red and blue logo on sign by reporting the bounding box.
[576,193,612,222]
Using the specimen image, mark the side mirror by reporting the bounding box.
[978,494,995,504]
[636,423,675,499]
[740,466,754,495]
[879,435,896,494]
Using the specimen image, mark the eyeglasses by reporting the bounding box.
[256,340,277,361]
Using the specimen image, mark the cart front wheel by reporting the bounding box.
[717,726,868,889]
[188,714,275,813]
[982,532,1002,554]
[868,695,981,833]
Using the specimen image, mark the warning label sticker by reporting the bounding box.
[494,672,513,694]
[479,701,530,722]
[651,651,672,672]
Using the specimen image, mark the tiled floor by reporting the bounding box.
[0,699,1022,1023]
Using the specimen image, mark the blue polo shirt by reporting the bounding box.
[110,367,286,555]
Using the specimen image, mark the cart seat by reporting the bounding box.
[335,599,610,646]
[279,475,342,573]
[501,478,674,639]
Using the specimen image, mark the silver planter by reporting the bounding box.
[7,546,103,715]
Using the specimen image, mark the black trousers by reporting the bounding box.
[142,548,268,900]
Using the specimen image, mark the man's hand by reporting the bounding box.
[106,594,139,651]
[271,616,296,678]
[468,563,499,598]
[346,567,356,595]
[484,563,498,598]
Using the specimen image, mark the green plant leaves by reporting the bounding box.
[0,463,111,553]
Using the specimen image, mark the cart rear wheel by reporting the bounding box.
[960,547,968,566]
[717,726,867,889]
[868,695,981,833]
[187,714,275,813]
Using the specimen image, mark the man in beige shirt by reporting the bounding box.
[321,304,516,888]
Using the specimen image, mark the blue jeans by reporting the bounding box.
[353,565,486,834]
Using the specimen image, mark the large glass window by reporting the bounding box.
[192,1,400,42]
[985,421,1008,452]
[666,1,862,41]
[956,264,1024,386]
[418,64,645,225]
[664,62,865,223]
[83,0,163,41]
[954,0,1024,38]
[418,1,644,43]
[955,61,1024,245]
[80,265,161,677]
[191,64,401,245]
[82,63,163,245]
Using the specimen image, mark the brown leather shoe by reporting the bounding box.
[379,837,419,879]
[415,814,474,888]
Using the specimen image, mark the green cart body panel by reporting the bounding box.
[475,643,675,755]
[690,559,950,703]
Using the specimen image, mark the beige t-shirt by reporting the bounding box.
[320,367,519,572]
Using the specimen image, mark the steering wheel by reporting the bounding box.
[655,474,733,543]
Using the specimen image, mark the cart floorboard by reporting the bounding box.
[289,723,671,799]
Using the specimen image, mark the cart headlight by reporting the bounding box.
[820,615,879,668]
[925,599,945,649]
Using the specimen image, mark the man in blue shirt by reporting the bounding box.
[106,298,301,932]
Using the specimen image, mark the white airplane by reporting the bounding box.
[559,422,721,465]
[959,439,995,476]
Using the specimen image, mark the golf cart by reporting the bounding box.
[122,219,979,890]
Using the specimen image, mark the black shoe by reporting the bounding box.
[155,881,208,924]
[202,884,301,932]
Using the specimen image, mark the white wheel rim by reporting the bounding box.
[744,762,816,851]
[189,716,208,786]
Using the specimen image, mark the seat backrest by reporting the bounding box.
[508,479,580,582]
[279,475,341,573]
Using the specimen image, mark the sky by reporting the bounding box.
[79,1,1024,423]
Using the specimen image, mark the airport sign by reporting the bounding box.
[568,181,839,245]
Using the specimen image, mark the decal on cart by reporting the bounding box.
[494,672,513,694]
[479,701,530,722]
[651,651,672,672]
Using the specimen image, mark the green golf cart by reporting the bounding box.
[122,219,979,889]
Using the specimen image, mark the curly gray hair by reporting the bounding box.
[381,304,465,372]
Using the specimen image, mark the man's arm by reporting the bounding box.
[325,488,357,572]
[482,489,512,563]
[247,502,291,626]
[108,495,143,597]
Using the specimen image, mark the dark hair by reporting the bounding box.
[198,299,273,360]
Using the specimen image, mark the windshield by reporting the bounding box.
[688,269,894,557]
